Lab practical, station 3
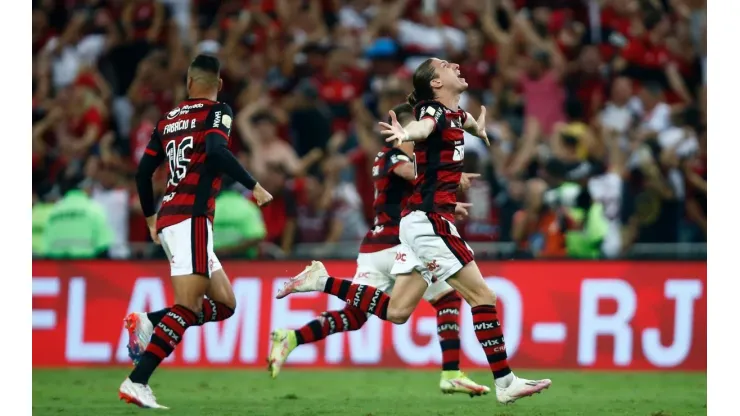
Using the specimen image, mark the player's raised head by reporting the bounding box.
[407,58,467,106]
[187,54,223,96]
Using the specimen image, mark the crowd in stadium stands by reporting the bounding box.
[31,0,707,260]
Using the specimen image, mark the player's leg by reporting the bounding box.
[119,218,212,409]
[446,261,551,404]
[124,227,234,364]
[409,212,550,404]
[423,283,490,396]
[267,250,394,378]
[277,245,429,324]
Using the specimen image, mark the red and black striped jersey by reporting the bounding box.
[359,147,414,253]
[402,100,467,222]
[148,98,234,232]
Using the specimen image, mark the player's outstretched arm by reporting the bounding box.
[379,110,435,146]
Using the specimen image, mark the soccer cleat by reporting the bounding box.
[440,371,491,397]
[495,375,552,405]
[276,261,329,299]
[118,378,169,409]
[267,329,298,378]
[124,312,154,366]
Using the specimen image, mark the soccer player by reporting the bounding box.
[269,103,489,396]
[120,54,273,409]
[277,58,551,405]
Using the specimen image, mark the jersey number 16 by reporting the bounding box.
[165,136,193,187]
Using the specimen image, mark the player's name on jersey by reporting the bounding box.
[163,119,196,135]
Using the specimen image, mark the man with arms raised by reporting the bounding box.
[278,58,551,405]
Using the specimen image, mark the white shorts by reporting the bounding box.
[390,210,475,285]
[159,217,222,277]
[354,246,453,302]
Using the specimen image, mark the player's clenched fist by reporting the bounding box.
[253,183,274,206]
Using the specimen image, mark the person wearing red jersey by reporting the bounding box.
[268,104,489,397]
[119,55,273,409]
[277,58,551,405]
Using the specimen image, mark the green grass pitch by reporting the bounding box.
[32,369,706,415]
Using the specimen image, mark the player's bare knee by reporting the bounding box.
[386,307,412,324]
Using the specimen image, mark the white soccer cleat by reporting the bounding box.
[276,261,329,299]
[119,378,169,409]
[124,312,154,365]
[439,371,491,397]
[267,329,298,379]
[495,375,551,404]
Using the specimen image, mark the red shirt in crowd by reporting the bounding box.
[288,177,338,244]
[68,106,105,141]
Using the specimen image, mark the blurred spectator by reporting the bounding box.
[512,177,571,259]
[89,154,131,259]
[42,180,113,259]
[285,171,344,253]
[252,163,296,256]
[213,181,266,260]
[32,194,56,258]
[31,0,707,260]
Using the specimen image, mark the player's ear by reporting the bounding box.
[430,78,442,89]
[218,78,223,92]
[187,76,193,91]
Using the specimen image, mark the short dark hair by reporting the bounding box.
[189,54,221,75]
[408,59,438,107]
[389,103,414,125]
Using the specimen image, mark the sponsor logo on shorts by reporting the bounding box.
[355,272,370,279]
[395,252,407,262]
[426,260,439,272]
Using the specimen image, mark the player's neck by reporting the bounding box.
[436,91,460,111]
[187,89,217,102]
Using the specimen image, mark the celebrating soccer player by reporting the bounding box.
[277,58,551,405]
[269,103,488,396]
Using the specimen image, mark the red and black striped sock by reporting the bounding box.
[295,305,368,345]
[129,304,198,384]
[471,304,511,380]
[146,298,234,327]
[432,291,462,371]
[323,277,390,320]
[198,298,235,325]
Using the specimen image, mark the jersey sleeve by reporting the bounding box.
[136,128,166,218]
[385,148,413,174]
[417,102,445,131]
[204,102,234,142]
